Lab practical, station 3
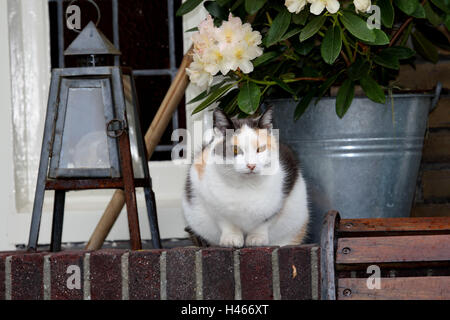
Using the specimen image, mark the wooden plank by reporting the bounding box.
[320,210,340,300]
[336,235,450,264]
[338,277,450,300]
[338,217,450,237]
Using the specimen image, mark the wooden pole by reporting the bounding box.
[85,48,193,250]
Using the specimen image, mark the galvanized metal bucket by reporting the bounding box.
[270,85,442,243]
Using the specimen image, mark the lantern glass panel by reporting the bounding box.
[123,75,145,179]
[59,87,111,169]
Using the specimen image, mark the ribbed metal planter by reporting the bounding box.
[271,88,441,243]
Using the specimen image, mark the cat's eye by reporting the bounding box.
[233,145,242,156]
[257,145,267,153]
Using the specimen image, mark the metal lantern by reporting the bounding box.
[28,21,161,251]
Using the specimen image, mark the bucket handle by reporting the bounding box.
[430,81,442,113]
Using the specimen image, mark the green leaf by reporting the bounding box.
[245,0,267,14]
[336,79,355,118]
[237,82,261,114]
[373,52,400,69]
[445,14,450,29]
[192,83,236,114]
[315,73,340,104]
[378,0,394,28]
[360,75,386,104]
[431,0,450,13]
[321,25,342,64]
[394,0,420,15]
[299,15,327,42]
[348,58,370,80]
[216,0,233,6]
[184,27,199,33]
[381,46,416,60]
[273,78,296,95]
[252,51,279,67]
[292,9,309,25]
[204,1,228,20]
[187,81,227,104]
[340,12,375,42]
[424,2,443,26]
[295,39,315,55]
[176,0,203,16]
[412,30,439,63]
[266,9,291,46]
[294,90,315,120]
[280,27,302,41]
[411,4,426,18]
[218,89,239,113]
[363,29,390,45]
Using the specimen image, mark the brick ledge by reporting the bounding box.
[0,245,320,300]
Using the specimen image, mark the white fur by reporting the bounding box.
[182,125,309,247]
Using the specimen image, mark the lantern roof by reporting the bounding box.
[64,21,121,56]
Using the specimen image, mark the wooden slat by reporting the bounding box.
[336,234,450,264]
[338,277,450,300]
[338,217,450,237]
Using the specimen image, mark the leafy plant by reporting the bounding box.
[178,0,450,119]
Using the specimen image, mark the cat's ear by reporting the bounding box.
[258,107,273,129]
[213,108,233,136]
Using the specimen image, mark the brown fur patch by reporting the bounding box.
[256,129,274,151]
[290,221,308,245]
[194,147,209,180]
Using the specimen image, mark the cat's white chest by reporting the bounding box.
[198,168,284,231]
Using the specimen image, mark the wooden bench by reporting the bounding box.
[320,211,450,300]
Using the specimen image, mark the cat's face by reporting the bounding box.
[211,107,279,176]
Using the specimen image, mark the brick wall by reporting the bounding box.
[0,245,320,300]
[396,62,450,218]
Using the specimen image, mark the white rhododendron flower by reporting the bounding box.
[307,0,340,15]
[186,14,263,88]
[354,0,371,13]
[186,54,213,88]
[284,0,307,14]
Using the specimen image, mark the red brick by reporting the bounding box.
[129,250,163,300]
[166,247,197,300]
[90,249,125,300]
[240,247,275,300]
[422,132,450,163]
[422,170,450,200]
[278,245,316,300]
[10,252,45,300]
[49,251,86,300]
[202,248,234,300]
[428,97,450,129]
[411,204,450,217]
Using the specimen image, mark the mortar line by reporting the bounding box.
[233,250,241,300]
[83,253,91,300]
[272,248,281,300]
[43,255,51,300]
[160,251,167,300]
[311,246,319,300]
[195,250,203,300]
[5,256,11,300]
[121,252,129,300]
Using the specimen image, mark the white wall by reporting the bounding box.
[0,0,193,250]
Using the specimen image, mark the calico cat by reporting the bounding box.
[182,107,309,247]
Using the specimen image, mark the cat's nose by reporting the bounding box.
[247,164,256,171]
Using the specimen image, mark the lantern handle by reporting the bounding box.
[107,119,127,138]
[66,0,102,33]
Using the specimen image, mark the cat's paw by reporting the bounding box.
[220,232,244,248]
[245,233,269,247]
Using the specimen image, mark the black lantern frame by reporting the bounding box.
[28,22,161,252]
